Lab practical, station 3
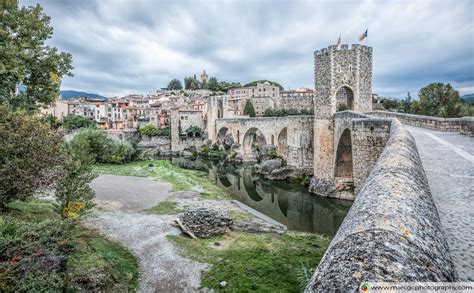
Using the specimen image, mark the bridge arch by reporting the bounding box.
[278,127,288,158]
[243,127,267,154]
[217,127,229,142]
[335,86,354,111]
[334,128,353,179]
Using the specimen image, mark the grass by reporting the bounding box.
[145,200,183,215]
[94,160,229,199]
[0,198,139,292]
[169,231,330,292]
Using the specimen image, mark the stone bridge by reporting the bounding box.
[213,115,314,170]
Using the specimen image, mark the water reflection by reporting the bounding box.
[170,157,352,236]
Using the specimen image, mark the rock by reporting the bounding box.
[259,145,278,160]
[308,177,336,196]
[182,150,194,157]
[223,134,234,150]
[179,208,233,238]
[267,166,296,180]
[220,281,227,288]
[259,159,282,175]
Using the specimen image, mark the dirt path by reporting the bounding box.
[85,174,207,292]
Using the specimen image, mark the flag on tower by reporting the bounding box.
[336,34,341,46]
[359,29,368,41]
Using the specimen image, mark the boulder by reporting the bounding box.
[259,145,278,161]
[179,208,233,238]
[267,166,296,180]
[223,134,234,150]
[259,159,283,175]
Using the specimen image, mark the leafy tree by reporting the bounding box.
[184,76,201,90]
[418,83,464,118]
[0,105,65,208]
[380,98,399,111]
[264,108,275,117]
[63,114,95,130]
[40,113,62,128]
[167,79,183,90]
[139,124,158,137]
[55,141,96,220]
[207,77,219,91]
[244,100,256,117]
[0,1,73,110]
[400,92,412,113]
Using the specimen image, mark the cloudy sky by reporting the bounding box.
[21,0,474,98]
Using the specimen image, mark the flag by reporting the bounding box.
[359,29,368,41]
[336,34,341,46]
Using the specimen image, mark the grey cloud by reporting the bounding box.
[20,0,474,98]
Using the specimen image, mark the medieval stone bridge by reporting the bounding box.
[214,115,314,170]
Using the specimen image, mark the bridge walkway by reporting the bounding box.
[405,125,473,281]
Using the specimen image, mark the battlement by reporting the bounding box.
[314,44,372,56]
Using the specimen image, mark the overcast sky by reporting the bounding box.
[21,0,474,98]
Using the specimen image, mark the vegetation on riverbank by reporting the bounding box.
[169,231,329,292]
[0,198,139,291]
[94,160,229,199]
[145,200,183,215]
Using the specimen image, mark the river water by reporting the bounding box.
[169,157,352,237]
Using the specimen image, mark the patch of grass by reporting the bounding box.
[169,231,330,292]
[0,198,139,292]
[94,160,229,199]
[145,200,183,215]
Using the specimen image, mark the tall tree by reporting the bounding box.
[244,99,256,117]
[0,0,73,110]
[418,83,464,118]
[167,78,183,90]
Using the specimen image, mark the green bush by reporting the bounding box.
[139,124,158,137]
[55,142,97,220]
[71,129,136,164]
[0,105,65,209]
[63,115,95,130]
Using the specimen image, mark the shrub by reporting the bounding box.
[0,105,65,209]
[63,114,95,130]
[55,143,97,220]
[139,124,158,137]
[185,126,202,137]
[70,129,136,164]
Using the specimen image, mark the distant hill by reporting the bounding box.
[244,80,284,90]
[461,93,474,105]
[60,90,107,100]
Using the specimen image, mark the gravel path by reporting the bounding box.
[406,126,474,281]
[86,174,207,292]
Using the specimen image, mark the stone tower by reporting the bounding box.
[311,44,373,195]
[207,95,228,143]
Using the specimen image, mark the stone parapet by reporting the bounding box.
[306,119,457,291]
[367,111,474,136]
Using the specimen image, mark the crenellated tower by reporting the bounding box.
[311,44,373,196]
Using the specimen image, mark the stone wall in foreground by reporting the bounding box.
[368,111,474,136]
[305,119,457,292]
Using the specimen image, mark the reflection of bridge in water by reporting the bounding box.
[172,157,352,236]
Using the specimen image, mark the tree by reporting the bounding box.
[63,114,95,130]
[55,141,96,220]
[244,80,284,90]
[207,77,219,91]
[167,79,183,90]
[139,124,158,137]
[418,83,464,118]
[264,108,275,117]
[0,1,73,110]
[244,99,256,117]
[184,76,201,90]
[185,125,202,138]
[400,92,412,113]
[0,105,65,208]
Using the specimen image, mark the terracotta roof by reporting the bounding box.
[178,107,202,113]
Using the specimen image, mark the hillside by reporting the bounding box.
[461,93,474,105]
[244,80,284,90]
[60,90,107,100]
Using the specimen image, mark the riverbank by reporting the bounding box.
[91,160,332,291]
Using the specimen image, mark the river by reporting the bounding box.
[169,157,352,237]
